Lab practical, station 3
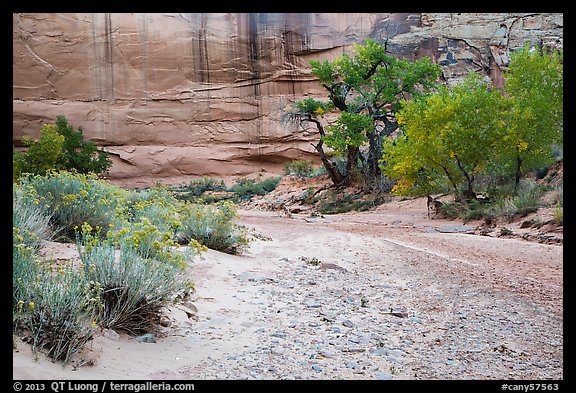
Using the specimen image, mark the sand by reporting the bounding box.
[13,196,563,380]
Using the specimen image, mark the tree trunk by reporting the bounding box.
[454,154,476,201]
[308,118,345,186]
[365,115,396,192]
[344,145,361,186]
[514,155,523,191]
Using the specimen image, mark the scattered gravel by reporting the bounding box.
[177,207,562,380]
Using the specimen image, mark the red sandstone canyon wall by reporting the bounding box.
[13,13,563,186]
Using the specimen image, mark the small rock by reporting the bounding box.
[135,333,156,343]
[374,371,393,380]
[102,328,120,341]
[305,217,333,223]
[303,299,322,308]
[319,263,348,273]
[342,320,354,328]
[384,306,409,318]
[175,304,198,320]
[236,272,274,283]
[370,348,387,356]
[311,365,323,372]
[318,349,336,358]
[342,347,365,353]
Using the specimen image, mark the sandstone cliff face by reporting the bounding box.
[13,13,563,186]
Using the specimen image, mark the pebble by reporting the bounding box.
[171,213,562,381]
[303,299,322,308]
[374,371,393,380]
[135,333,156,343]
[342,320,355,328]
[318,349,336,358]
[102,328,120,341]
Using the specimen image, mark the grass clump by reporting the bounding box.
[554,202,563,225]
[13,236,101,364]
[176,201,252,254]
[77,231,192,335]
[283,159,315,178]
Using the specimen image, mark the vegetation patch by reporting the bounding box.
[316,190,390,215]
[13,168,254,365]
[169,176,281,204]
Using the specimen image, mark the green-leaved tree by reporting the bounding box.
[382,73,507,200]
[381,42,563,201]
[501,43,563,188]
[283,38,441,191]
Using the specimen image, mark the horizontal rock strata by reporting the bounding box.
[13,13,562,185]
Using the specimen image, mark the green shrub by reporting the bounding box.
[19,171,125,241]
[26,262,101,363]
[55,116,112,175]
[13,124,65,179]
[176,201,251,254]
[168,176,281,204]
[283,160,315,178]
[183,177,227,196]
[229,177,282,201]
[13,116,112,179]
[13,187,52,251]
[433,179,546,222]
[317,191,389,214]
[78,235,191,334]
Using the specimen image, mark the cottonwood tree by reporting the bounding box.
[382,73,508,200]
[501,43,563,188]
[282,38,441,191]
[382,43,563,200]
